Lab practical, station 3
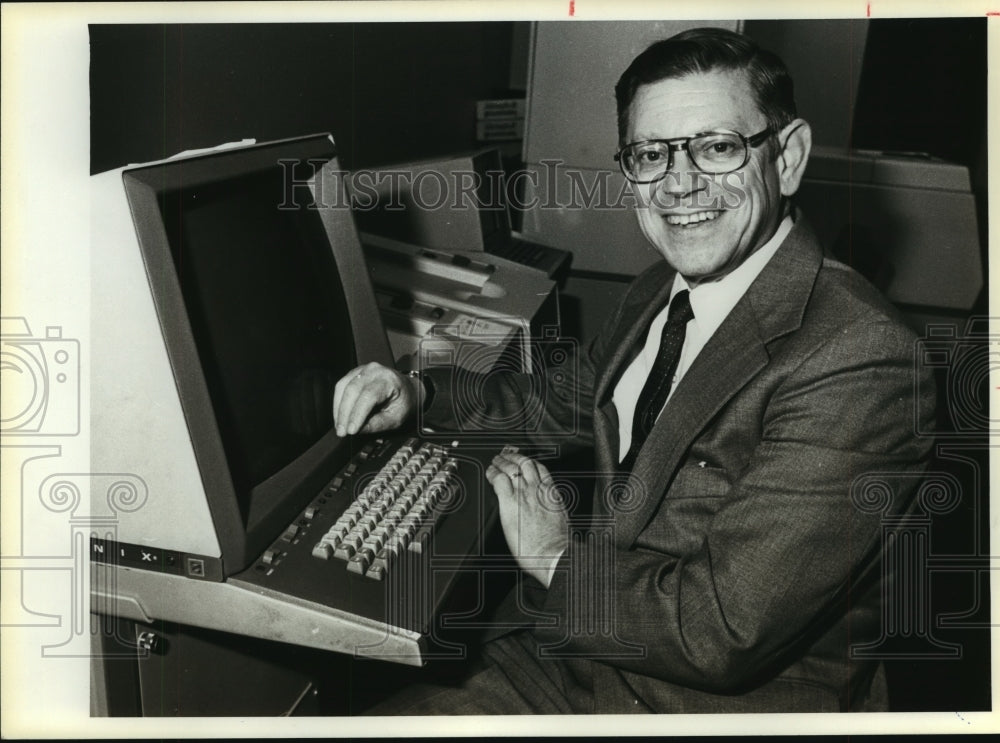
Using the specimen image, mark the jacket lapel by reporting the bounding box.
[593,261,677,409]
[610,218,824,544]
[589,262,675,510]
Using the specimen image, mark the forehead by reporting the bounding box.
[626,68,763,140]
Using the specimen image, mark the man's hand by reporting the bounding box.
[333,362,423,436]
[487,449,568,588]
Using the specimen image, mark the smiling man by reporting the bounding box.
[335,27,934,713]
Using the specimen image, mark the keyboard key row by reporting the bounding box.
[310,439,460,580]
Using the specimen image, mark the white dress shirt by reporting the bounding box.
[613,215,794,462]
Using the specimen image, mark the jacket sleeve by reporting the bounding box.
[533,316,936,692]
[416,290,628,448]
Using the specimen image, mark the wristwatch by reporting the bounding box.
[405,369,434,410]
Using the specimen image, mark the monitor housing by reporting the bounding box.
[92,134,393,577]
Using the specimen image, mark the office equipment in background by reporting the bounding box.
[360,232,559,373]
[516,20,739,276]
[90,135,506,684]
[795,146,983,326]
[475,97,526,144]
[475,98,526,143]
[351,149,572,283]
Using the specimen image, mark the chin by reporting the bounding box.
[668,259,729,283]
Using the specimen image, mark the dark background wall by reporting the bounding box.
[90,23,517,175]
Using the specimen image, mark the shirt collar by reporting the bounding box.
[670,214,794,338]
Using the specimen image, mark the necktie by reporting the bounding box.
[621,289,694,471]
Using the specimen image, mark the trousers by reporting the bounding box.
[365,629,650,715]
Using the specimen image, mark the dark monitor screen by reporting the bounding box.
[161,171,355,495]
[123,135,392,571]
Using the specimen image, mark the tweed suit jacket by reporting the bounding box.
[423,215,935,713]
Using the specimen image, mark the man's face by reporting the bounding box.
[626,69,790,283]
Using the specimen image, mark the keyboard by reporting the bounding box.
[233,435,500,635]
[310,439,460,579]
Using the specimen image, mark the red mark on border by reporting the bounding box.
[987,10,1000,14]
[569,0,575,16]
[866,2,871,17]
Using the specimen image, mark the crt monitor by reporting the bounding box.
[91,135,500,665]
[93,134,394,576]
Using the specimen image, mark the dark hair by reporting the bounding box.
[615,27,797,144]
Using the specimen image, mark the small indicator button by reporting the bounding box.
[187,558,206,577]
[262,549,281,565]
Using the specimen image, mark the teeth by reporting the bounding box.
[665,210,722,226]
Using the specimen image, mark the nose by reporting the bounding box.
[655,142,705,197]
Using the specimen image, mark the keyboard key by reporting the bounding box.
[387,531,409,551]
[312,542,333,560]
[347,553,370,574]
[408,530,429,554]
[366,564,386,581]
[319,530,342,547]
[342,532,364,551]
[334,543,356,561]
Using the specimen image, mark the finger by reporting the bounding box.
[333,367,362,431]
[334,368,367,434]
[338,373,384,436]
[515,458,542,489]
[491,457,524,485]
[491,451,527,472]
[486,464,513,499]
[334,382,357,436]
[491,453,542,488]
[485,463,504,484]
[358,407,399,435]
[345,377,393,435]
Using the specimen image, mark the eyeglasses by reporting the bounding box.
[614,128,773,183]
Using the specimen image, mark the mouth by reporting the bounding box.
[664,210,723,227]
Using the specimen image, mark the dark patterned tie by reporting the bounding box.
[621,289,694,471]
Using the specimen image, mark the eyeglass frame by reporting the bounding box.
[614,127,774,183]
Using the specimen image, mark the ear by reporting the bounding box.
[775,118,812,197]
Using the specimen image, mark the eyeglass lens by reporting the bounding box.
[624,132,747,180]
